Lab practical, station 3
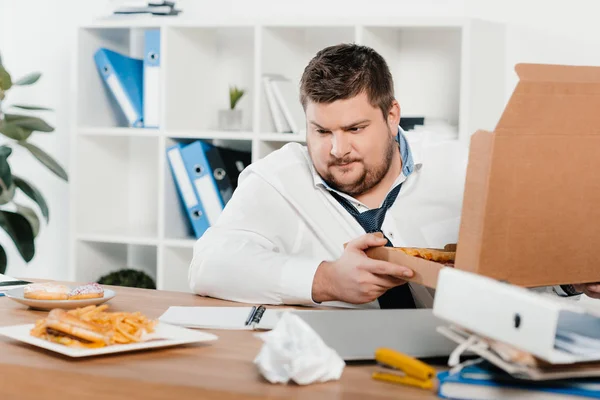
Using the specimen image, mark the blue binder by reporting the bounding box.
[180,141,225,229]
[438,363,600,399]
[166,144,210,238]
[94,48,144,127]
[143,29,160,128]
[200,141,234,205]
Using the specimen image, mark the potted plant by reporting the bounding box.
[218,85,245,131]
[0,52,68,274]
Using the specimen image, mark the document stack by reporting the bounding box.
[112,1,181,16]
[166,141,251,238]
[433,268,600,399]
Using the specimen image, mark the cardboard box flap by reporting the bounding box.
[514,63,600,83]
[496,63,600,134]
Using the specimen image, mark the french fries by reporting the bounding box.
[30,305,158,348]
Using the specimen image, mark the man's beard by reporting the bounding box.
[321,131,396,197]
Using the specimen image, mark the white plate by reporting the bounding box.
[0,322,218,357]
[4,287,116,310]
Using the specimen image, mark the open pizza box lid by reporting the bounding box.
[368,63,600,289]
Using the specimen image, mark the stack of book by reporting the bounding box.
[262,74,305,135]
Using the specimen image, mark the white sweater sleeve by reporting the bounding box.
[188,171,323,305]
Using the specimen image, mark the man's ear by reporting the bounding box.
[387,100,401,134]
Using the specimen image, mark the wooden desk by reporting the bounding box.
[0,284,441,399]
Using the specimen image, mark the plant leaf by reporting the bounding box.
[14,72,41,86]
[15,203,40,237]
[0,65,12,91]
[12,116,54,133]
[0,245,7,274]
[0,184,15,205]
[18,141,68,182]
[0,145,13,197]
[0,121,33,141]
[13,176,48,222]
[0,210,35,262]
[11,104,53,111]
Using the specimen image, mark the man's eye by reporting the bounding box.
[349,127,363,132]
[317,129,329,134]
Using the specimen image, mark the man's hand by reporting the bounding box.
[311,233,414,304]
[573,283,600,299]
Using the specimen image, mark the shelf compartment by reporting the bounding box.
[163,26,255,131]
[73,241,157,286]
[74,135,160,237]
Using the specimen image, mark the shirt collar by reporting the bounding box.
[311,126,416,190]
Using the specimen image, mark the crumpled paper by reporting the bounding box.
[253,311,346,385]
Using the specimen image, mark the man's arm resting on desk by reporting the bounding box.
[188,174,323,305]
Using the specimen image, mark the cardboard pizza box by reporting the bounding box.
[369,63,600,289]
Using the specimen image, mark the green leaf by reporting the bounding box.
[229,86,245,110]
[4,114,30,122]
[0,65,12,91]
[14,72,41,86]
[0,210,35,262]
[15,203,40,237]
[18,141,68,182]
[0,245,7,274]
[10,104,53,111]
[0,184,15,205]
[13,176,48,222]
[12,116,54,133]
[0,145,13,196]
[0,121,33,141]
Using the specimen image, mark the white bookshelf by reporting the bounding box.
[68,17,506,292]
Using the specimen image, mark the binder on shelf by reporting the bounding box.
[179,141,225,229]
[215,146,251,192]
[269,78,305,135]
[143,29,161,128]
[93,48,144,127]
[200,141,235,206]
[262,75,291,133]
[166,144,210,238]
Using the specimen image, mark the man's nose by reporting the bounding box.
[330,132,351,158]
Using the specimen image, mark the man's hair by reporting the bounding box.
[299,43,395,119]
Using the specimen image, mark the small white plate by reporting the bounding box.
[4,287,116,310]
[0,322,218,357]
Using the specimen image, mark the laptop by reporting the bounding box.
[290,308,457,361]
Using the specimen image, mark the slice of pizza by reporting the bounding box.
[391,247,456,265]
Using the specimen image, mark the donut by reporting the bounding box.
[23,283,70,300]
[67,283,104,300]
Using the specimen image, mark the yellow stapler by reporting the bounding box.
[372,347,437,390]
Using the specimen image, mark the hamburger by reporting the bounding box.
[41,309,112,347]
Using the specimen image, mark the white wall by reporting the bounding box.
[0,0,112,279]
[2,0,600,281]
[468,0,600,101]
